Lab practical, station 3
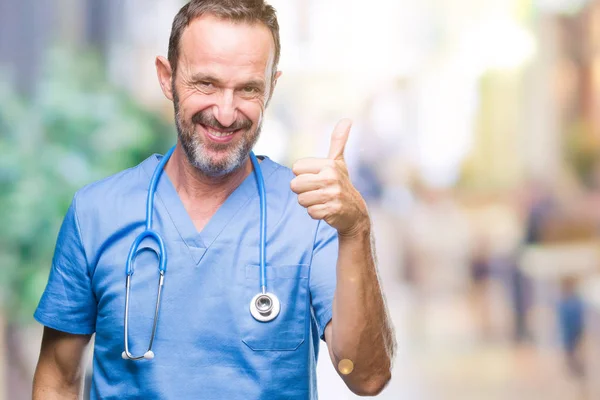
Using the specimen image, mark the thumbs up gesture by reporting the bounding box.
[290,119,369,236]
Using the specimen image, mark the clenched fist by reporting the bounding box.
[290,119,369,237]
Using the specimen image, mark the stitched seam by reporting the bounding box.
[34,310,95,335]
[140,154,194,250]
[72,192,91,279]
[203,162,283,249]
[318,306,333,339]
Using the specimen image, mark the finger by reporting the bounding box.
[290,174,322,194]
[292,158,335,176]
[307,204,328,220]
[297,189,327,208]
[327,118,352,160]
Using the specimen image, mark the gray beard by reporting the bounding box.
[173,102,261,178]
[177,119,261,178]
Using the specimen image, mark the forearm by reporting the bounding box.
[290,119,394,394]
[33,327,92,400]
[329,221,395,395]
[33,363,84,400]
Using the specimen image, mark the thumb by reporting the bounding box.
[327,118,353,160]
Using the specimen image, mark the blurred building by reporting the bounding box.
[0,1,180,100]
[6,1,600,399]
[549,0,600,186]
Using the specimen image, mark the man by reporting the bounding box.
[32,1,395,398]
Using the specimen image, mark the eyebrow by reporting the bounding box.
[241,80,266,90]
[189,73,265,90]
[189,73,220,84]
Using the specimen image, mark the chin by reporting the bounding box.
[192,152,243,177]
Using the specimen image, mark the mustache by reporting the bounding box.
[191,110,253,132]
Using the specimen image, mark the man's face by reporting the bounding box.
[172,15,278,177]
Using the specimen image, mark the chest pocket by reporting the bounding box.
[242,264,309,351]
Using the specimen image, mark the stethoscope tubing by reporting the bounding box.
[123,146,275,361]
[249,153,268,293]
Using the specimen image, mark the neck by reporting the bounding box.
[164,144,253,230]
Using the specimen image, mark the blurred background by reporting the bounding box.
[2,0,600,399]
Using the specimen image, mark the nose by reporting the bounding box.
[212,89,237,128]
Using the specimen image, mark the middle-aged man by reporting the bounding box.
[32,1,395,398]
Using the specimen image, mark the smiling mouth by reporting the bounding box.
[200,124,240,138]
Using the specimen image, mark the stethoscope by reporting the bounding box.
[122,146,280,361]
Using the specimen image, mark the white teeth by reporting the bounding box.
[207,127,235,137]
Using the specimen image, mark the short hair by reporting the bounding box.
[168,0,281,78]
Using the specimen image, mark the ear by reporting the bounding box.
[273,70,282,90]
[156,56,174,101]
[266,70,282,107]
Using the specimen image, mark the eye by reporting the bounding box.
[242,86,259,94]
[199,81,213,88]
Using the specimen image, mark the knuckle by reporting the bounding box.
[330,201,342,214]
[292,164,299,175]
[321,178,334,188]
[330,186,342,199]
[329,168,340,180]
[317,188,327,201]
[290,178,299,193]
[320,170,337,186]
[292,161,303,175]
[323,185,340,201]
[297,193,307,206]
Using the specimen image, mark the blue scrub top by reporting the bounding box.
[34,153,338,399]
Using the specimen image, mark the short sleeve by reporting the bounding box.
[309,220,338,340]
[34,195,97,335]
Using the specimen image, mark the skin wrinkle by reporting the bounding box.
[171,18,274,176]
[153,15,282,232]
[174,94,257,177]
[186,73,267,96]
[172,79,261,178]
[177,17,275,98]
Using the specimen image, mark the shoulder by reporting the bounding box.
[260,156,295,185]
[259,156,296,206]
[72,154,156,216]
[259,156,331,237]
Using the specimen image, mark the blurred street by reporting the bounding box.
[4,0,600,399]
[318,206,589,400]
[319,284,585,400]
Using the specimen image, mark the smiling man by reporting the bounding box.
[32,1,395,399]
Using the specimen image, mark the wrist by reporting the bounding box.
[337,216,371,240]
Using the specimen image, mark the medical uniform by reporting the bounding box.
[34,153,338,399]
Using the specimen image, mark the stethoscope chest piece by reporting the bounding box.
[250,292,280,322]
[123,148,280,361]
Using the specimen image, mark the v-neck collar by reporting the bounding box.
[140,152,280,265]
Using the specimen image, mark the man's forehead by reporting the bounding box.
[179,14,275,74]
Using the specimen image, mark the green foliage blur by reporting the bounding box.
[0,48,174,324]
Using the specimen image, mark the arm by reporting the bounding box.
[324,224,395,396]
[33,327,92,400]
[291,119,395,396]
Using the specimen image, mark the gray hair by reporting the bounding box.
[168,0,281,78]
